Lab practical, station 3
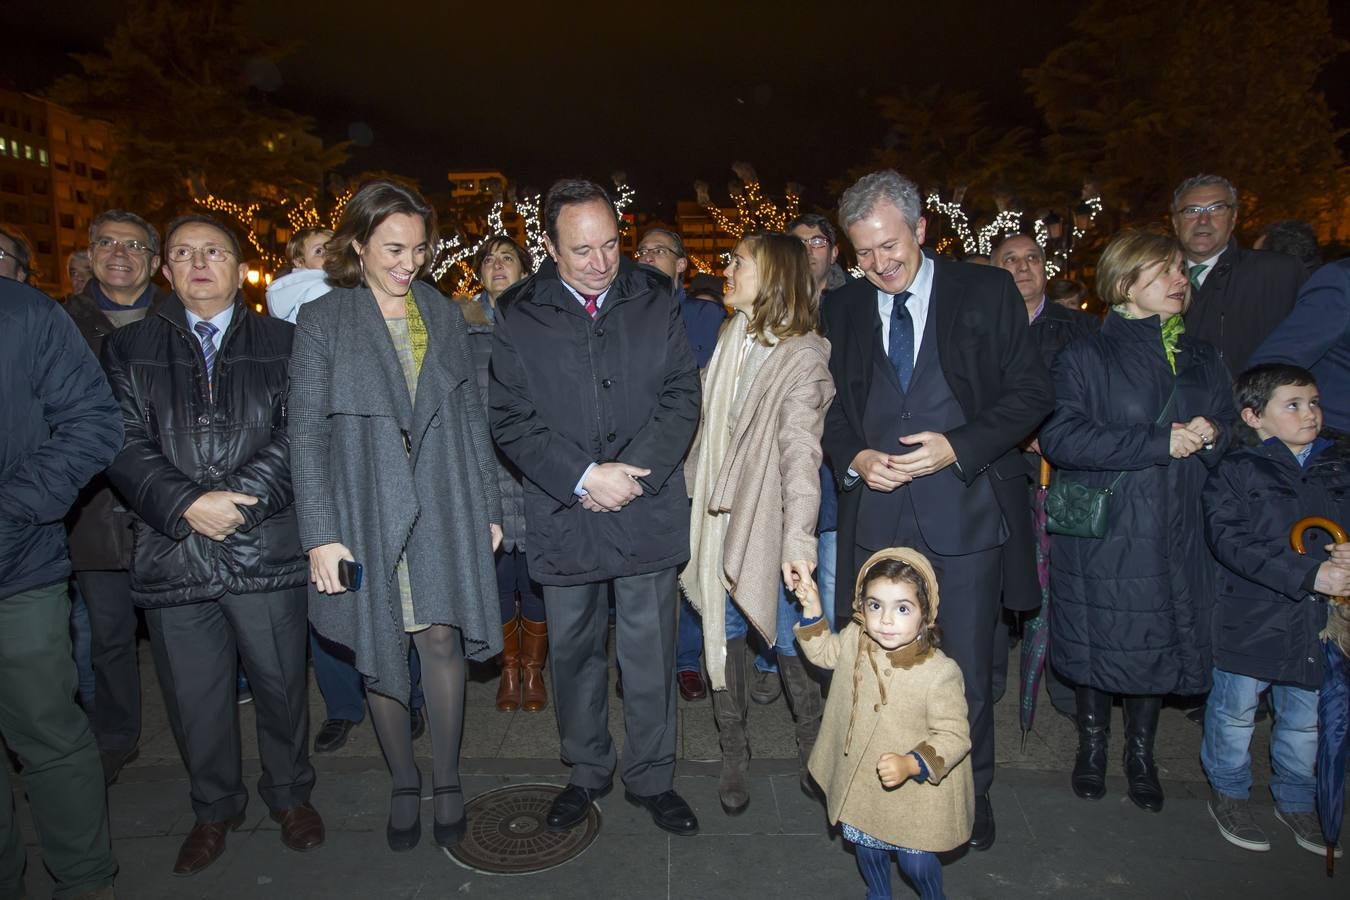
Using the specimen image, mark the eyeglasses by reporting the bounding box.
[166,244,235,264]
[636,245,678,260]
[1177,202,1234,220]
[91,236,154,256]
[0,248,21,264]
[799,236,831,249]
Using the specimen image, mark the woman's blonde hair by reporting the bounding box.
[739,231,819,344]
[1095,228,1182,308]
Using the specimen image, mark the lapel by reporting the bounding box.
[340,286,414,427]
[930,257,959,378]
[408,283,470,460]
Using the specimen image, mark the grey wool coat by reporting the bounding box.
[289,281,503,700]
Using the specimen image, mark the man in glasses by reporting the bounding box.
[62,210,166,786]
[102,214,323,875]
[634,226,724,703]
[1173,174,1306,375]
[0,225,34,285]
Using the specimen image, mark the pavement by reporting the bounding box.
[9,637,1349,899]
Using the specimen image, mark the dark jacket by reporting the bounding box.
[102,294,305,607]
[1,280,122,600]
[1248,259,1350,433]
[1202,437,1348,689]
[1029,300,1100,373]
[678,286,726,369]
[489,256,701,585]
[1040,312,1236,695]
[63,283,165,570]
[822,257,1055,616]
[1183,238,1307,377]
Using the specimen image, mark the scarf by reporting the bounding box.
[682,312,755,690]
[405,290,429,373]
[1114,306,1185,374]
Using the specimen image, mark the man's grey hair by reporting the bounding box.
[1172,174,1238,212]
[89,209,161,256]
[639,226,686,259]
[838,170,924,232]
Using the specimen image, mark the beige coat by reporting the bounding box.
[683,331,833,686]
[794,548,974,852]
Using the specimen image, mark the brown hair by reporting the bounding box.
[1095,229,1181,308]
[857,557,941,649]
[324,181,438,288]
[738,231,819,345]
[475,234,533,277]
[287,226,333,265]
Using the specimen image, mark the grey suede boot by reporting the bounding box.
[777,652,824,800]
[712,637,751,814]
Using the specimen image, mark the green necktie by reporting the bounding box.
[1188,263,1208,291]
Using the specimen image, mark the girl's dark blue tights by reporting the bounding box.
[854,843,944,900]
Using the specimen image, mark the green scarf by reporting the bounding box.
[1114,307,1185,374]
[405,290,428,375]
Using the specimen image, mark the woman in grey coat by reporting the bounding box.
[289,182,502,852]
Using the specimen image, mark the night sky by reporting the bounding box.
[7,0,1349,216]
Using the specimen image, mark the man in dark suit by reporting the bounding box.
[822,171,1054,851]
[490,180,702,837]
[1173,174,1306,376]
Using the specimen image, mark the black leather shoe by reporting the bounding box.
[625,789,699,836]
[313,719,356,754]
[387,772,423,852]
[968,794,995,850]
[1071,685,1111,801]
[546,782,610,831]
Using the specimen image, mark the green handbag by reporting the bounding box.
[1044,389,1176,539]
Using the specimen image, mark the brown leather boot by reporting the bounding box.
[495,614,522,711]
[519,617,549,712]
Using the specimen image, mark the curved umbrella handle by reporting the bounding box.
[1039,457,1052,490]
[1290,516,1350,607]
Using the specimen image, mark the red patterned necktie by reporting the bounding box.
[581,293,599,319]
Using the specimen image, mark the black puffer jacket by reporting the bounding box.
[1202,438,1349,689]
[1040,312,1236,695]
[102,295,305,607]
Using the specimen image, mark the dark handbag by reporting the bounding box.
[1044,389,1176,539]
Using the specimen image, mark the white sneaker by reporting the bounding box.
[1274,808,1343,858]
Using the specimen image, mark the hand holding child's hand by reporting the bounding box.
[791,573,823,620]
[877,752,917,789]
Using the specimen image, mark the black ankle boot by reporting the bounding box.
[1122,695,1164,812]
[1071,685,1111,800]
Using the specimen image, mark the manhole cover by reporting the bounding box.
[446,783,601,875]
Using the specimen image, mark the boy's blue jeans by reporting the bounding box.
[725,588,800,656]
[1200,667,1318,812]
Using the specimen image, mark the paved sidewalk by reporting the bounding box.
[9,643,1349,898]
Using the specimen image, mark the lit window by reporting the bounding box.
[24,144,33,160]
[38,149,48,166]
[0,137,6,155]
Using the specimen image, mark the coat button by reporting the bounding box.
[207,465,219,477]
[596,328,605,338]
[602,379,613,388]
[873,703,881,712]
[197,415,210,425]
[607,432,617,443]
[900,412,912,420]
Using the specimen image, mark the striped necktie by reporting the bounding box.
[194,320,219,391]
[580,293,599,319]
[1188,263,1208,291]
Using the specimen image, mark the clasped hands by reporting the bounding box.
[580,462,651,512]
[183,491,258,542]
[1169,416,1217,459]
[850,431,957,493]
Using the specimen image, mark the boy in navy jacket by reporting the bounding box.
[1202,363,1350,859]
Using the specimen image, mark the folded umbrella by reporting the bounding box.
[1019,458,1054,751]
[1290,516,1350,876]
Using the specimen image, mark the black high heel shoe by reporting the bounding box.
[433,785,466,848]
[387,772,422,852]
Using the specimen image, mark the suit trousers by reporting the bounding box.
[543,568,679,796]
[854,495,1002,796]
[0,581,116,900]
[146,587,315,823]
[73,569,141,754]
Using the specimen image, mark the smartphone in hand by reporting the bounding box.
[338,559,363,591]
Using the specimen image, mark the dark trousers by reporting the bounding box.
[855,514,1001,796]
[543,568,679,796]
[497,547,545,622]
[73,569,141,754]
[0,581,116,899]
[146,587,314,823]
[309,627,424,723]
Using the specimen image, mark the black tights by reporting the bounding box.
[368,624,466,828]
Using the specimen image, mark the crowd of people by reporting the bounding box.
[2,165,1349,900]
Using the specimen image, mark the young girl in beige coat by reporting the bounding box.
[793,547,974,900]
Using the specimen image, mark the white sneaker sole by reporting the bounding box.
[1209,802,1270,852]
[1274,808,1343,858]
